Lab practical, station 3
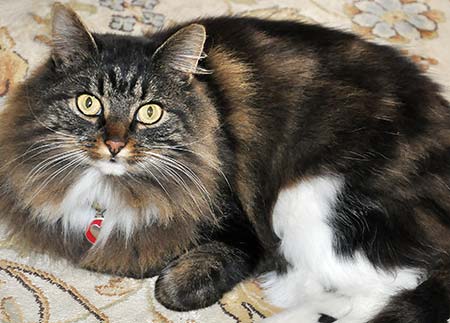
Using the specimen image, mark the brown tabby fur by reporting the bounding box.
[1,3,450,321]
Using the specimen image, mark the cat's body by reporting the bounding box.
[1,4,449,322]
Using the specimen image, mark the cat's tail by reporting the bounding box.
[369,262,450,323]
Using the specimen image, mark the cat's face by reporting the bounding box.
[0,5,221,223]
[32,37,210,178]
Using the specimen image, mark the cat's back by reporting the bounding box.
[188,16,448,128]
[188,17,450,201]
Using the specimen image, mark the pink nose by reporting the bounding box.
[105,139,126,156]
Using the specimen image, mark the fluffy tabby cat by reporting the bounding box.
[0,3,449,322]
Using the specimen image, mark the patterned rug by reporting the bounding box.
[0,0,449,322]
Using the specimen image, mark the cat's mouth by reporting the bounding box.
[95,159,127,176]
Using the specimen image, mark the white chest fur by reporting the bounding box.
[39,168,159,245]
[263,176,421,322]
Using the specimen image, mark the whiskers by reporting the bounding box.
[135,147,220,219]
[6,135,90,208]
[24,152,88,209]
[152,144,231,190]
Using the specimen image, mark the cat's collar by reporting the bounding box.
[85,202,106,244]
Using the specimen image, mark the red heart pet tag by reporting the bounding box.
[85,218,103,244]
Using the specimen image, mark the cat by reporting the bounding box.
[0,3,449,322]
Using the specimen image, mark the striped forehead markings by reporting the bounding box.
[102,65,148,97]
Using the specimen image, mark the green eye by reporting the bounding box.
[136,103,163,125]
[76,94,102,116]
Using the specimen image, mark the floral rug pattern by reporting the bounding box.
[0,0,449,322]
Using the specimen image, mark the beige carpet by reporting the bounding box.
[0,0,449,322]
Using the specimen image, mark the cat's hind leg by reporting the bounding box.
[262,292,352,323]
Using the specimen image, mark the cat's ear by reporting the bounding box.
[152,24,209,75]
[51,3,98,67]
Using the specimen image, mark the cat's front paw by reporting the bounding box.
[154,258,223,311]
[154,242,252,311]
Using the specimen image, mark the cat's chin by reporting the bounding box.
[95,160,127,176]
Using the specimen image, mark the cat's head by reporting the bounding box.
[0,4,222,225]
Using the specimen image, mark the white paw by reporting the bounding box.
[314,293,352,319]
[259,271,324,308]
[262,293,352,323]
[262,307,321,323]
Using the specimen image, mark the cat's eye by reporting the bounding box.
[76,94,102,116]
[136,103,163,125]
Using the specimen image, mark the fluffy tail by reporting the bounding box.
[370,264,450,323]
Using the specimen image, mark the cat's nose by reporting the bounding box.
[105,139,126,156]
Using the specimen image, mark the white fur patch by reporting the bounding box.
[39,168,159,246]
[262,175,421,322]
[95,160,127,176]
